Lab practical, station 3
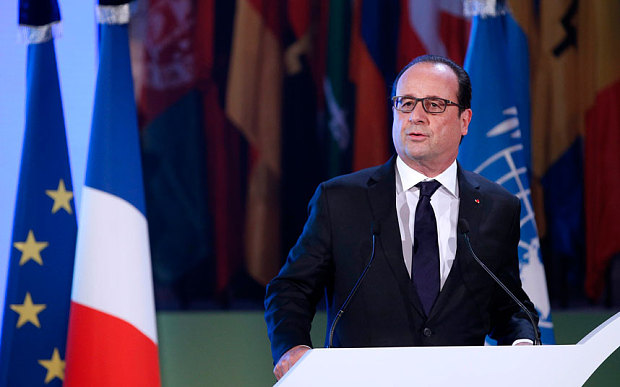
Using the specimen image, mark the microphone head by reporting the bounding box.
[458,218,470,234]
[371,221,381,236]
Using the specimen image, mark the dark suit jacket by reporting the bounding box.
[265,157,539,364]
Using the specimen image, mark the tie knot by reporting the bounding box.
[416,180,441,198]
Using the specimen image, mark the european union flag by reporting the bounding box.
[0,1,77,385]
[459,2,555,344]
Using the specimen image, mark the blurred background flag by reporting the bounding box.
[522,0,586,309]
[396,0,470,70]
[64,1,161,386]
[135,0,219,308]
[459,0,555,344]
[280,1,329,275]
[581,1,620,302]
[323,0,353,178]
[0,0,77,385]
[226,0,285,287]
[349,0,398,171]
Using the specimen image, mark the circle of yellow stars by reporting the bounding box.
[8,178,73,383]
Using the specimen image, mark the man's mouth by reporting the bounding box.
[407,131,428,138]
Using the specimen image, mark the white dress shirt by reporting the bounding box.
[394,157,533,345]
[395,156,459,290]
[279,158,531,358]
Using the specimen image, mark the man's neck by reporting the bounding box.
[398,156,456,178]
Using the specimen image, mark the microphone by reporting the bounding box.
[458,219,541,345]
[327,222,381,348]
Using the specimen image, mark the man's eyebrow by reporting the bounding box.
[398,94,443,99]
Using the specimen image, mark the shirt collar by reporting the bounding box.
[395,156,459,198]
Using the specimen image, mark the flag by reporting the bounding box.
[64,2,161,386]
[0,1,76,385]
[280,0,329,263]
[459,0,555,344]
[349,0,469,172]
[349,0,399,171]
[323,0,353,178]
[514,0,586,305]
[396,0,470,68]
[581,0,620,301]
[134,0,218,307]
[226,0,284,286]
[195,1,247,298]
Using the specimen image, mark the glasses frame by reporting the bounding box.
[391,95,465,114]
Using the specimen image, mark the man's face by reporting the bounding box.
[391,62,472,176]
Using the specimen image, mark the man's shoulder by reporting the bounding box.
[322,163,390,190]
[460,168,517,202]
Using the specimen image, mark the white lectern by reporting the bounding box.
[276,312,620,386]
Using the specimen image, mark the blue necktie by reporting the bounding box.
[412,180,442,316]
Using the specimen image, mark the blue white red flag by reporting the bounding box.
[63,2,161,386]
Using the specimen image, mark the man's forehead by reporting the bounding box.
[397,62,459,94]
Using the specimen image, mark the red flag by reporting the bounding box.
[582,1,620,300]
[349,0,397,171]
[350,0,469,172]
[397,0,469,68]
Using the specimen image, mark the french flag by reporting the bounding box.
[64,2,161,386]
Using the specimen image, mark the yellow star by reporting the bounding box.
[45,179,74,214]
[13,230,48,266]
[13,230,49,266]
[38,348,65,383]
[9,292,46,328]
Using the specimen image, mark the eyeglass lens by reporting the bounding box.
[395,97,447,113]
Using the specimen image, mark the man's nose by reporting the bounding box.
[409,100,427,122]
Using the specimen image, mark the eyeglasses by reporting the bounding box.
[392,96,465,114]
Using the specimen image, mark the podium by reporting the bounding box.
[276,312,620,386]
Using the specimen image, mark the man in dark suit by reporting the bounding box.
[265,55,539,380]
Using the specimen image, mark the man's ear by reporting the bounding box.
[460,108,472,136]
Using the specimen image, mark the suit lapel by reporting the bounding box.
[367,157,426,318]
[455,164,483,243]
[429,164,483,319]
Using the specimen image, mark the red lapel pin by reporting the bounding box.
[474,198,480,204]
